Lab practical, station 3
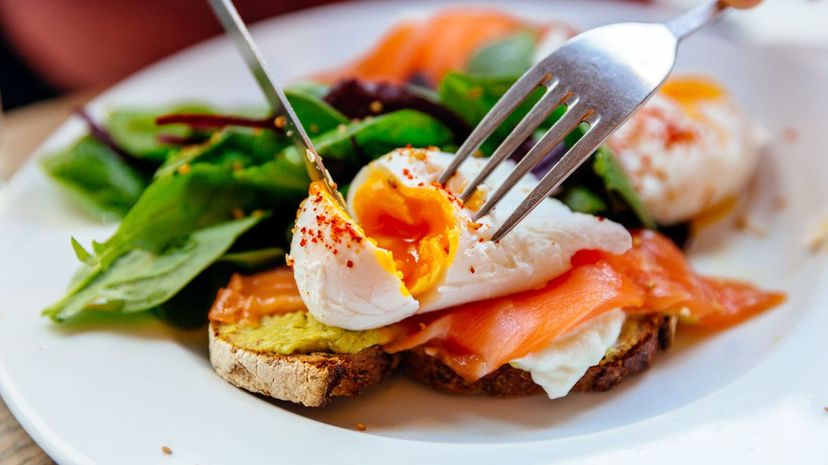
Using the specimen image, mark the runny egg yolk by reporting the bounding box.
[660,76,725,114]
[352,168,459,297]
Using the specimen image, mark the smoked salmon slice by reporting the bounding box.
[602,230,786,327]
[385,230,784,382]
[208,267,306,325]
[384,262,646,381]
[318,9,530,85]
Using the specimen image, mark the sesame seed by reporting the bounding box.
[176,164,191,175]
[274,115,287,129]
[355,423,367,431]
[161,446,172,455]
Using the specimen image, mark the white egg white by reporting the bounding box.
[290,148,631,331]
[289,183,418,331]
[607,91,763,225]
[511,309,625,399]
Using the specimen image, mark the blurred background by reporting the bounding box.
[0,0,824,179]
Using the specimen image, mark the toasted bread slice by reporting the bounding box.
[209,323,397,407]
[402,314,677,397]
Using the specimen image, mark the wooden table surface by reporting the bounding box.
[0,90,98,465]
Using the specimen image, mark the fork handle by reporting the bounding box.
[666,0,729,41]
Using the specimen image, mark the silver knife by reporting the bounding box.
[207,0,346,208]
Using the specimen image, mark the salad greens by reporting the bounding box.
[45,216,261,322]
[467,31,536,78]
[106,103,215,162]
[41,137,148,220]
[438,72,565,155]
[41,29,657,327]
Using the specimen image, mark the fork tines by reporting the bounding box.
[437,67,603,242]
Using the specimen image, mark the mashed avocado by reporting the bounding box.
[216,311,390,354]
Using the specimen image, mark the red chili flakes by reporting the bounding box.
[231,208,245,220]
[468,86,483,99]
[417,182,425,187]
[299,238,307,247]
[469,266,475,274]
[664,122,696,148]
[285,254,295,267]
[467,221,483,231]
[401,168,414,180]
[176,164,191,175]
[346,260,354,268]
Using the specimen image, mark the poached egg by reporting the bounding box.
[607,77,765,225]
[289,148,631,331]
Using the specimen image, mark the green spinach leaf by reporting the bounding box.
[560,185,608,215]
[41,137,148,220]
[438,72,563,154]
[43,215,261,322]
[294,109,454,166]
[592,147,655,228]
[219,247,285,269]
[106,103,214,162]
[467,31,536,78]
[285,89,348,136]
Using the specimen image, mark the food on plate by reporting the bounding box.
[291,150,630,330]
[607,77,765,224]
[41,9,784,408]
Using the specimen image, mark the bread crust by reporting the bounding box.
[209,314,678,405]
[209,323,396,407]
[402,314,676,397]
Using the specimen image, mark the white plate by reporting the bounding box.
[1,1,827,464]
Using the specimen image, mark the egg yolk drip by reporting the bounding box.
[352,168,459,297]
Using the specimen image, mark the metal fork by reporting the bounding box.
[438,0,735,241]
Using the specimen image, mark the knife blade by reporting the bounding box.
[207,0,346,208]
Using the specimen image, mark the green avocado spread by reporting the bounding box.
[216,311,390,355]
